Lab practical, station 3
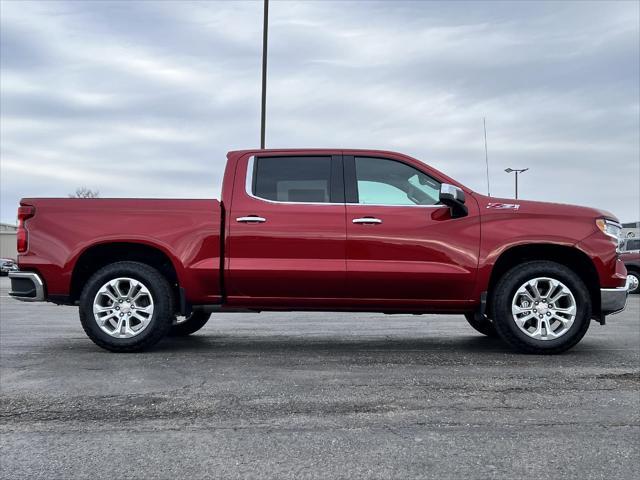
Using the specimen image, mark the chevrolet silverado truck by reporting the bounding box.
[9,149,629,353]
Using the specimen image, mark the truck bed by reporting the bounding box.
[18,198,222,304]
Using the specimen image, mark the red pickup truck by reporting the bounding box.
[9,149,629,354]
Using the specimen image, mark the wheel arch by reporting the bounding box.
[486,243,600,317]
[70,241,181,304]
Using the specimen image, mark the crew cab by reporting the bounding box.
[9,149,629,353]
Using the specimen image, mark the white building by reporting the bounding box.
[0,223,17,260]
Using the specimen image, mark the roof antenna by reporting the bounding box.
[483,117,491,197]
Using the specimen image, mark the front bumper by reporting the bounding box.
[600,280,630,316]
[8,271,46,302]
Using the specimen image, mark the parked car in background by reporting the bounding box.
[9,149,629,354]
[620,238,640,294]
[0,258,18,276]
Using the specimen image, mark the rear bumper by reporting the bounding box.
[8,271,46,302]
[600,280,629,316]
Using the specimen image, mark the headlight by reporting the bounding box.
[596,218,623,251]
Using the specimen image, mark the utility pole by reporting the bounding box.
[260,0,269,149]
[483,117,490,196]
[504,168,529,199]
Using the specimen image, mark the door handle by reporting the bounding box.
[352,217,382,224]
[236,216,266,223]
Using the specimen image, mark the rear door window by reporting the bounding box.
[253,156,337,203]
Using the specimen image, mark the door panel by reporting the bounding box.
[227,154,347,303]
[346,204,480,302]
[344,155,480,304]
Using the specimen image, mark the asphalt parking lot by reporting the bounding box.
[0,276,638,479]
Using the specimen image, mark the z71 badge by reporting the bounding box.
[486,202,520,210]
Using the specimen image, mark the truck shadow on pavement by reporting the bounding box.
[151,334,518,355]
[142,332,617,361]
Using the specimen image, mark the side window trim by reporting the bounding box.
[330,155,345,203]
[343,155,358,204]
[345,155,444,208]
[245,155,346,205]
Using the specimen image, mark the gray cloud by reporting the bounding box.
[1,0,638,223]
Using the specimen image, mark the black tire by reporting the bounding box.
[464,312,498,337]
[79,261,174,352]
[169,311,211,336]
[492,260,591,354]
[627,271,640,294]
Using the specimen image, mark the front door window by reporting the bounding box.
[354,156,441,205]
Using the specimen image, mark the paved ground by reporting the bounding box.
[0,276,638,479]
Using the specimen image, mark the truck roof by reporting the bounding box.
[228,148,415,157]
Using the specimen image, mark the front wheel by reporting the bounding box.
[79,261,174,352]
[492,261,591,354]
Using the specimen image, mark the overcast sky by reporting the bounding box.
[1,0,638,223]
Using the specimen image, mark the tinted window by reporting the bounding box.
[253,156,332,203]
[355,157,440,205]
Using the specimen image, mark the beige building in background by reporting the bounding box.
[0,223,18,260]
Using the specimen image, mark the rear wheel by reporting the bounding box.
[463,312,498,337]
[79,261,174,352]
[492,261,591,354]
[169,311,211,336]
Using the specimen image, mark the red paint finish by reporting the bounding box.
[341,150,480,307]
[18,198,221,303]
[225,153,347,303]
[621,251,639,286]
[472,194,626,297]
[577,232,628,288]
[15,148,624,316]
[345,203,480,306]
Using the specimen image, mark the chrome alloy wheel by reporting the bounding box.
[511,277,577,341]
[627,273,639,294]
[93,277,154,338]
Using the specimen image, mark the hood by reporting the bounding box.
[472,194,619,222]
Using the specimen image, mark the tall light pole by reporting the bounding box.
[504,168,528,199]
[483,117,490,197]
[260,0,269,149]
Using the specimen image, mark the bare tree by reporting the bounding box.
[68,187,100,198]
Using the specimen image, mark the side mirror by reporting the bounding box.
[439,183,468,218]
